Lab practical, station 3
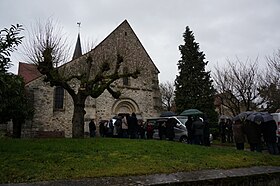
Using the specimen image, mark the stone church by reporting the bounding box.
[19,20,161,137]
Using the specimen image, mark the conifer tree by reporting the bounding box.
[174,26,217,122]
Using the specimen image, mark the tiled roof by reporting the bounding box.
[18,62,42,84]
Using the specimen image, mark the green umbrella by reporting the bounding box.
[180,109,203,116]
[160,111,176,117]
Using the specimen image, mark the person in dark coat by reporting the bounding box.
[99,120,106,137]
[192,117,204,145]
[243,120,262,152]
[166,119,175,141]
[203,116,210,146]
[158,121,166,140]
[89,119,96,137]
[107,119,114,137]
[232,120,245,150]
[185,116,193,144]
[219,119,227,143]
[261,120,279,155]
[114,117,122,138]
[127,112,138,139]
[226,119,233,143]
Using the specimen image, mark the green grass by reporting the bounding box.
[0,138,279,184]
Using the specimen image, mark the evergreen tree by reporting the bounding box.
[174,26,217,123]
[0,24,33,138]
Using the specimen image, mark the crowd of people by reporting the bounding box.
[185,116,211,146]
[89,111,279,155]
[219,118,233,144]
[89,112,148,139]
[88,114,212,146]
[219,116,279,155]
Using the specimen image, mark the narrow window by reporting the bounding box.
[123,67,129,86]
[54,86,64,110]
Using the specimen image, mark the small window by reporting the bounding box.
[123,67,129,86]
[54,86,64,110]
[124,32,127,36]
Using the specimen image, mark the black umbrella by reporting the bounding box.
[113,116,121,119]
[160,111,176,117]
[232,111,253,121]
[180,109,203,116]
[219,115,231,120]
[246,112,274,123]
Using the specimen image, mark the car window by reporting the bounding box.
[176,123,185,129]
[177,117,188,125]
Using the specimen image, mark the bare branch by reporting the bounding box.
[159,81,175,111]
[213,57,261,115]
[258,49,280,112]
[24,18,71,67]
[267,49,280,74]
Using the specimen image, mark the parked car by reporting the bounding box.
[146,116,189,142]
[146,116,213,144]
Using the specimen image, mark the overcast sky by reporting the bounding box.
[1,0,280,83]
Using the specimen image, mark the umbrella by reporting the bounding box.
[112,116,121,119]
[232,111,253,121]
[160,111,176,117]
[219,115,231,120]
[180,109,203,116]
[246,112,274,123]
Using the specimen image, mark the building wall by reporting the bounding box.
[22,20,161,138]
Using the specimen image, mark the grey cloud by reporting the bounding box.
[1,0,280,83]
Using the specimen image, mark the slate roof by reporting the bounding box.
[72,33,82,60]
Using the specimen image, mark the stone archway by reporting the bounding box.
[111,98,140,116]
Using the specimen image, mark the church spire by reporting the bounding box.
[72,22,82,60]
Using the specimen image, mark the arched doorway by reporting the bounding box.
[111,98,140,117]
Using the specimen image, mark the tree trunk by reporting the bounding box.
[72,94,87,138]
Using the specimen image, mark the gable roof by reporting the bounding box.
[18,62,42,84]
[21,20,159,85]
[93,20,159,73]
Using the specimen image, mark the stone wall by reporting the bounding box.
[24,77,73,137]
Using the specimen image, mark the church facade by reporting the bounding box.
[20,20,161,137]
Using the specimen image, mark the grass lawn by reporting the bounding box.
[0,138,279,184]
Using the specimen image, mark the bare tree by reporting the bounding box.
[267,49,280,74]
[25,19,71,68]
[159,81,175,111]
[213,58,261,116]
[261,49,280,85]
[258,49,280,112]
[25,19,139,138]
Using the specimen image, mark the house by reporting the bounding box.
[19,20,161,137]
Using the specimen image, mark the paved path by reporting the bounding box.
[2,166,280,186]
